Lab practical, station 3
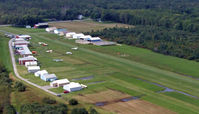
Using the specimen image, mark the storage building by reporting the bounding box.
[50,79,70,87]
[14,40,29,46]
[25,61,37,68]
[63,82,82,92]
[34,23,49,28]
[27,66,40,73]
[79,35,92,40]
[40,74,57,82]
[19,45,32,57]
[16,35,31,40]
[54,29,67,34]
[87,37,102,42]
[66,32,76,38]
[45,27,57,32]
[72,33,84,39]
[34,70,48,77]
[18,56,37,65]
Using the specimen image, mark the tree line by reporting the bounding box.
[87,26,199,61]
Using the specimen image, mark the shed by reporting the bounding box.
[45,27,57,32]
[50,79,70,87]
[19,45,32,57]
[27,66,40,73]
[25,61,37,68]
[34,70,48,77]
[40,74,57,82]
[72,33,84,39]
[19,56,37,65]
[54,29,67,34]
[66,32,76,38]
[14,40,29,46]
[63,82,82,92]
[16,35,31,40]
[87,37,102,42]
[34,23,49,28]
[79,35,92,40]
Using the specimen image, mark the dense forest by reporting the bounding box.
[0,0,199,60]
[87,26,199,61]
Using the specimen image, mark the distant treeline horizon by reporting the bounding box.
[1,0,199,61]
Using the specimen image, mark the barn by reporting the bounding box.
[27,66,40,73]
[18,56,37,65]
[50,79,70,87]
[63,82,82,92]
[40,74,57,82]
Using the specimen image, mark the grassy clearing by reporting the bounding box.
[49,20,133,32]
[1,26,199,113]
[0,34,12,71]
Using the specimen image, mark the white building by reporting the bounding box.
[50,79,70,87]
[66,32,76,38]
[16,35,31,40]
[79,35,92,40]
[25,61,37,68]
[45,27,57,32]
[72,33,84,39]
[34,70,48,77]
[27,66,40,73]
[87,37,102,42]
[63,82,82,92]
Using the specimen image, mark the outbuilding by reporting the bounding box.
[19,45,32,57]
[45,27,57,32]
[25,61,37,68]
[63,82,82,92]
[66,32,76,38]
[40,74,57,82]
[50,79,70,87]
[79,35,92,40]
[34,23,49,28]
[87,37,102,42]
[18,56,37,65]
[54,29,67,34]
[16,35,31,40]
[14,40,29,46]
[34,70,48,77]
[72,33,84,39]
[27,66,40,73]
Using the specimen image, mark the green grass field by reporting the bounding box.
[0,25,199,113]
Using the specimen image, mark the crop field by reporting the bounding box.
[48,20,133,32]
[0,22,199,113]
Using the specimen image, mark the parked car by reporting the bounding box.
[64,90,69,94]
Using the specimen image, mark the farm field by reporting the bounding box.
[49,20,133,32]
[0,22,199,113]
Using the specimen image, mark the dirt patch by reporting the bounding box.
[103,100,176,114]
[75,90,131,103]
[49,20,133,33]
[75,90,175,114]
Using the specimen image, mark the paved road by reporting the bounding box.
[8,38,59,96]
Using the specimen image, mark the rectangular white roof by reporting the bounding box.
[44,74,57,78]
[28,66,40,70]
[51,79,70,84]
[19,56,37,61]
[20,45,32,55]
[64,82,81,88]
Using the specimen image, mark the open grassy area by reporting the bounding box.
[0,25,199,113]
[48,20,133,32]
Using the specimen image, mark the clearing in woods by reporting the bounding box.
[48,20,133,32]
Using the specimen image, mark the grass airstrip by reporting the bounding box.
[0,20,199,113]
